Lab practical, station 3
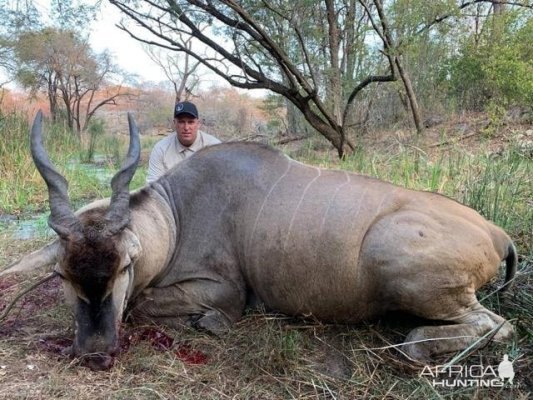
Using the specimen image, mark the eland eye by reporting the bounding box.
[120,263,132,274]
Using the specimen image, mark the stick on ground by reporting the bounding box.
[0,272,59,322]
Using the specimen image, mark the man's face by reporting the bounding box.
[174,115,200,147]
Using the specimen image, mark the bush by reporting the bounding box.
[444,12,533,111]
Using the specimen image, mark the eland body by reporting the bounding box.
[2,112,516,369]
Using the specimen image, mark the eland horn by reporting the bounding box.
[31,110,82,239]
[104,112,141,236]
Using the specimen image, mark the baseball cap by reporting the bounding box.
[174,101,198,118]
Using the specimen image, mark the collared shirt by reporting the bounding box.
[146,131,221,183]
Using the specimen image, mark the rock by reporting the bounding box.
[423,115,445,128]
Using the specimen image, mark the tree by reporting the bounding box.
[14,28,132,134]
[144,42,202,103]
[0,0,97,80]
[445,7,533,111]
[0,1,133,133]
[0,0,42,88]
[111,0,410,157]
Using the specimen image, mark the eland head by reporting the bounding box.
[4,111,141,370]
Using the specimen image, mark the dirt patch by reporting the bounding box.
[0,276,17,292]
[16,325,210,372]
[37,336,73,357]
[0,275,61,327]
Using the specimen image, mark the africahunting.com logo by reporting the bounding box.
[420,354,518,388]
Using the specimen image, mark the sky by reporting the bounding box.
[15,0,226,87]
[89,2,263,95]
[4,0,262,96]
[90,3,163,82]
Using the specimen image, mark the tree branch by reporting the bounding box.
[416,0,532,36]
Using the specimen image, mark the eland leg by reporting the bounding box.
[402,302,513,362]
[129,279,246,335]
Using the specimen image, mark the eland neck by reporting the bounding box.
[128,187,177,296]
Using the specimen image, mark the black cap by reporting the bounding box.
[174,101,198,118]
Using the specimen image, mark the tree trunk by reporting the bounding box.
[325,0,343,125]
[395,57,423,134]
[62,94,74,131]
[286,100,300,136]
[492,1,505,15]
[47,76,58,123]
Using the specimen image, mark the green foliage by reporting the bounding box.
[444,50,488,111]
[260,94,286,134]
[0,0,98,85]
[444,11,533,111]
[83,117,106,163]
[50,0,98,32]
[482,101,507,138]
[483,20,533,106]
[0,0,96,35]
[391,0,459,37]
[0,0,42,34]
[14,28,92,93]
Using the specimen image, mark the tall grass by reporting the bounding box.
[0,111,144,215]
[0,111,47,213]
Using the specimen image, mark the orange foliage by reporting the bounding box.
[0,84,270,139]
[0,89,50,119]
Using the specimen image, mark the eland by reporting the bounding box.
[2,111,516,370]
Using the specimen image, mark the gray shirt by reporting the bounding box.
[146,131,221,183]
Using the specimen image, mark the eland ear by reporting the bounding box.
[0,240,61,276]
[122,228,142,261]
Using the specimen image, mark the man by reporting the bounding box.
[146,101,221,183]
